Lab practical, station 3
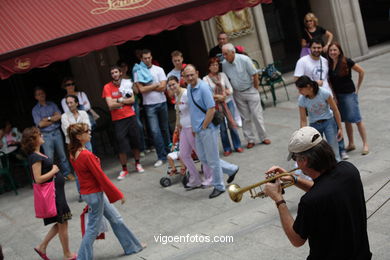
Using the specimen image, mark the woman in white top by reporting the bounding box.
[203,58,242,157]
[167,76,212,189]
[61,95,92,151]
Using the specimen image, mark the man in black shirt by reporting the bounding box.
[209,32,229,61]
[263,126,371,260]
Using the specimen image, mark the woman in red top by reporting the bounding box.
[67,123,144,260]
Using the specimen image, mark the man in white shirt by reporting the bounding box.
[167,50,184,80]
[134,49,170,167]
[294,39,332,94]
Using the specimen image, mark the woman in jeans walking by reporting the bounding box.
[67,123,144,259]
[295,76,343,161]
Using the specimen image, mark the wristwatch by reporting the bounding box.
[48,116,51,121]
[276,199,286,208]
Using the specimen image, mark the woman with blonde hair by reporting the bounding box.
[300,12,333,57]
[67,123,144,259]
[21,127,76,260]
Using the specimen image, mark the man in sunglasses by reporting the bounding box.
[263,126,371,259]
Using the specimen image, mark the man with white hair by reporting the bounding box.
[263,126,371,259]
[222,43,271,149]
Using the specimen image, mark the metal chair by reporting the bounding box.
[260,62,290,106]
[0,152,18,195]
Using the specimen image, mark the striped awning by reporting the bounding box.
[0,0,270,79]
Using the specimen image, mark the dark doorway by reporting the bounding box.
[0,62,72,130]
[359,0,390,46]
[117,22,209,77]
[262,0,311,72]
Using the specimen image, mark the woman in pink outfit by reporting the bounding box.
[167,75,213,189]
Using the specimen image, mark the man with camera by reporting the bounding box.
[102,65,144,180]
[263,126,371,259]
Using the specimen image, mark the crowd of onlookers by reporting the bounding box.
[0,11,370,260]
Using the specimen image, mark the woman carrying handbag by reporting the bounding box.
[21,127,76,260]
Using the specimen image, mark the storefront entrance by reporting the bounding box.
[262,0,310,72]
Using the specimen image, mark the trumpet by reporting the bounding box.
[228,168,299,203]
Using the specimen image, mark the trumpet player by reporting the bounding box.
[263,126,371,260]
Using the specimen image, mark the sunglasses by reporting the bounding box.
[83,129,91,134]
[64,82,75,87]
[305,20,313,23]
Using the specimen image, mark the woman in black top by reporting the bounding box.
[327,42,369,155]
[300,12,333,57]
[21,127,76,260]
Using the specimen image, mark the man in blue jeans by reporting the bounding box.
[184,64,239,199]
[134,49,170,167]
[32,87,74,180]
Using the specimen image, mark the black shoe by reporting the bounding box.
[209,188,225,199]
[185,185,202,191]
[227,167,239,184]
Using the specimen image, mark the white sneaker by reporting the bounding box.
[140,152,145,158]
[341,151,349,160]
[117,170,129,180]
[154,160,164,168]
[136,163,145,173]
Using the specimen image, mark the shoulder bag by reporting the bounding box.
[189,88,223,126]
[33,179,57,218]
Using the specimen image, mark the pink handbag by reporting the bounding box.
[33,180,57,218]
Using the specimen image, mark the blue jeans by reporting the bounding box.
[195,127,239,191]
[220,101,242,152]
[310,118,341,161]
[133,101,146,152]
[78,192,142,260]
[144,102,171,161]
[41,128,72,176]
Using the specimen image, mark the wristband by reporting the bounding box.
[276,199,286,208]
[48,116,51,121]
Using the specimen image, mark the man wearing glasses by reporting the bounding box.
[263,126,371,259]
[184,64,239,199]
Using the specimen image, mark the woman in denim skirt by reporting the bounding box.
[327,42,369,155]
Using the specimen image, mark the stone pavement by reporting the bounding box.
[1,51,389,260]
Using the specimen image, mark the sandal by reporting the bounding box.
[34,248,50,260]
[345,145,356,152]
[64,254,77,260]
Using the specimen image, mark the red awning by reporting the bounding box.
[0,0,270,79]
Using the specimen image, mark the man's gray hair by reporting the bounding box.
[223,43,236,53]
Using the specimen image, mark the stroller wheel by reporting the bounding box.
[181,171,189,187]
[160,177,172,187]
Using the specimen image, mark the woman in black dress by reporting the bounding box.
[21,127,76,260]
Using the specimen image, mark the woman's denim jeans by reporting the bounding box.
[310,118,341,161]
[78,192,142,259]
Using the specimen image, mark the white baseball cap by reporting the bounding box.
[287,126,322,160]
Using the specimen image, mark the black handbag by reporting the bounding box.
[189,89,223,126]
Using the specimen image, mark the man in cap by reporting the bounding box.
[263,126,371,259]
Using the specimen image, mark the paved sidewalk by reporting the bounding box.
[1,52,389,260]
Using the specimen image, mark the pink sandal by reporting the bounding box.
[34,248,50,260]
